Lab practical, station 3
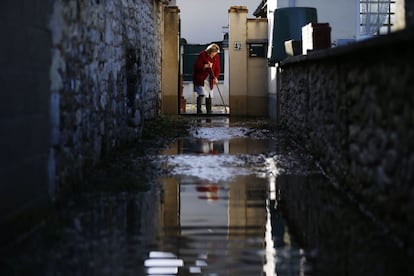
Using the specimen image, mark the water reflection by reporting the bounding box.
[4,118,412,276]
[155,175,270,275]
[276,174,413,276]
[149,118,309,275]
[148,118,413,276]
[145,251,184,275]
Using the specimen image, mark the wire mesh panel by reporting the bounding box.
[359,0,395,36]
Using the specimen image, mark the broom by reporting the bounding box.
[210,68,228,114]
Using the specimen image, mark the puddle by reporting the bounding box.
[145,118,316,275]
[1,117,412,276]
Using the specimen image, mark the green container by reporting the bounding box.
[269,7,317,65]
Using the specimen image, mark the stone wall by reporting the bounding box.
[276,174,413,274]
[49,0,164,195]
[279,29,414,248]
[0,0,168,242]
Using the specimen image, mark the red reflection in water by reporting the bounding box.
[196,184,219,201]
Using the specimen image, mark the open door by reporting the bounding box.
[179,43,229,115]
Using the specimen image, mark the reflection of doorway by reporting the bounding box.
[180,178,228,233]
[160,174,267,236]
[179,43,229,115]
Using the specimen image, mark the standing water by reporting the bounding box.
[1,117,411,276]
[150,117,314,276]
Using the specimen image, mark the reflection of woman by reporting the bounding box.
[197,184,219,201]
[193,43,220,114]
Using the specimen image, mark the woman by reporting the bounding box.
[193,43,220,114]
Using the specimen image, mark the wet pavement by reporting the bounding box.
[1,117,412,276]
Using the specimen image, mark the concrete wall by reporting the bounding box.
[229,6,268,116]
[229,6,249,116]
[278,29,414,247]
[0,0,170,241]
[247,19,269,117]
[395,0,414,31]
[395,0,406,30]
[162,6,180,114]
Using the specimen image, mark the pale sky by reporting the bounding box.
[176,0,261,44]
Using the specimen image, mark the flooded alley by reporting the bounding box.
[1,117,412,276]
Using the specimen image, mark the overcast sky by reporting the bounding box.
[176,0,260,44]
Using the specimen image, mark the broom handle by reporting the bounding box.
[210,68,228,113]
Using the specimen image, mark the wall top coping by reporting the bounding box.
[280,28,414,67]
[247,38,268,44]
[229,6,248,13]
[247,18,268,23]
[166,6,180,13]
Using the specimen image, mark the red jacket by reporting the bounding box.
[193,50,220,89]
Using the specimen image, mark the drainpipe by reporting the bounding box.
[289,0,296,7]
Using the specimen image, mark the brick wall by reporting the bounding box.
[279,29,414,248]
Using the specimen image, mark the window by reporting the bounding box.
[359,0,395,36]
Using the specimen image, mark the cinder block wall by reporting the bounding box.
[279,29,414,248]
[0,0,166,241]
